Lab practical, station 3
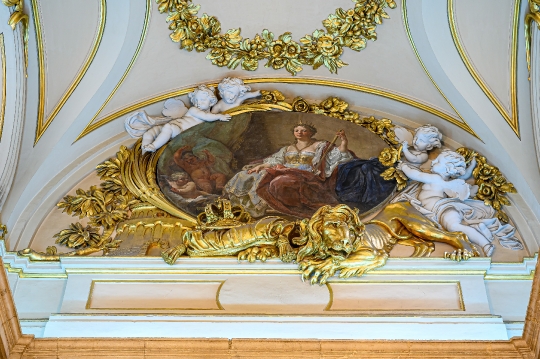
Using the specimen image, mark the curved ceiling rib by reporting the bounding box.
[32,0,106,145]
[73,76,480,140]
[75,0,152,143]
[447,0,520,138]
[401,0,478,140]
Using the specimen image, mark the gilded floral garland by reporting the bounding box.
[156,0,396,75]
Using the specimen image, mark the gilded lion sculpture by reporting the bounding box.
[162,199,478,284]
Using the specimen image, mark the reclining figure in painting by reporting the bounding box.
[162,199,479,284]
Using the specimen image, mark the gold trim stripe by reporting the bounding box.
[75,77,480,141]
[30,0,45,145]
[0,33,5,141]
[484,270,535,281]
[3,263,67,279]
[33,0,106,145]
[4,263,535,280]
[75,0,151,143]
[448,0,521,137]
[401,0,478,140]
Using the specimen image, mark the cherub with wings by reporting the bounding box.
[398,150,522,256]
[124,85,231,153]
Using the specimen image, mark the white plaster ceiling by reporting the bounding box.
[1,0,540,252]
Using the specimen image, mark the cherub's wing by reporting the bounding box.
[393,126,414,144]
[443,179,470,201]
[124,111,156,138]
[162,98,188,118]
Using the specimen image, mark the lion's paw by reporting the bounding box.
[444,248,476,262]
[238,245,279,263]
[338,267,368,279]
[299,258,338,285]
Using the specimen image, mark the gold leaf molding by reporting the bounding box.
[76,77,479,141]
[32,0,106,145]
[448,0,520,138]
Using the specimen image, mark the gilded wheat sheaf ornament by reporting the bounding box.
[156,0,396,75]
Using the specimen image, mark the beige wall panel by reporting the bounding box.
[86,280,224,310]
[218,275,329,314]
[327,281,463,311]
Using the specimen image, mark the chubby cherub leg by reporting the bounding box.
[145,123,181,152]
[440,210,491,256]
[194,179,214,193]
[211,173,228,192]
[238,245,279,262]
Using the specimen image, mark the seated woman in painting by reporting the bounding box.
[223,122,395,218]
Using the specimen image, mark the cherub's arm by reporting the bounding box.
[188,107,231,122]
[210,101,225,114]
[173,145,191,167]
[398,162,438,184]
[202,149,215,166]
[401,141,428,164]
[239,90,261,101]
[458,157,476,180]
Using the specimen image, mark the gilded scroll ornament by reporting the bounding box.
[19,80,524,278]
[156,0,396,75]
[2,0,28,69]
[19,147,143,260]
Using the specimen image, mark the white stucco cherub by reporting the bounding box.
[397,150,523,256]
[210,77,261,114]
[399,125,443,165]
[125,85,231,153]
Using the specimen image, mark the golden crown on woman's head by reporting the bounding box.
[291,121,317,136]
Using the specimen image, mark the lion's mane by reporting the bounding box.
[296,204,365,262]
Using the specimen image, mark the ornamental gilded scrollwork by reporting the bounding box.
[17,79,524,284]
[156,0,396,75]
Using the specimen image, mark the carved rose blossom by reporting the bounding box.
[265,32,303,74]
[475,163,499,181]
[292,98,310,113]
[207,48,231,67]
[476,182,496,206]
[378,147,399,166]
[492,175,507,188]
[260,90,285,104]
[320,97,348,113]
